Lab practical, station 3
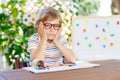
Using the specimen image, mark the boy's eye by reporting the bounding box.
[54,24,60,29]
[45,23,51,28]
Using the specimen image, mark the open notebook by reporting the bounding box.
[23,61,100,73]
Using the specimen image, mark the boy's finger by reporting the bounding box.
[40,22,44,30]
[59,26,62,32]
[43,29,46,34]
[55,26,62,38]
[58,26,62,34]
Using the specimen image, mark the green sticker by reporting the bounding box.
[106,21,110,25]
[88,43,92,48]
[76,23,80,27]
[110,34,114,37]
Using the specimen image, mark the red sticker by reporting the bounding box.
[96,36,100,40]
[117,21,120,25]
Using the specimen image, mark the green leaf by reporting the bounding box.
[11,0,18,3]
[19,0,27,6]
[0,13,9,21]
[15,35,22,43]
[72,0,76,2]
[7,1,12,7]
[14,44,22,54]
[78,0,84,2]
[76,12,79,16]
[38,0,43,3]
[22,38,28,45]
[18,27,23,37]
[4,53,12,65]
[0,4,6,8]
[85,2,91,6]
[7,0,17,8]
[11,8,18,19]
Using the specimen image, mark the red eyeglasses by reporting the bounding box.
[43,23,61,30]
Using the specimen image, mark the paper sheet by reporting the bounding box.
[23,61,100,73]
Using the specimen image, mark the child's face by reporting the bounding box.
[43,19,61,40]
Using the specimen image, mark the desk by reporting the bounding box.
[0,60,120,80]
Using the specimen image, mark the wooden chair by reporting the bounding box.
[15,59,30,69]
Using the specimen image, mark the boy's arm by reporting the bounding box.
[54,40,76,63]
[53,27,76,62]
[30,40,46,61]
[29,22,47,61]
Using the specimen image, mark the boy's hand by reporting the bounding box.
[36,22,48,42]
[53,26,62,42]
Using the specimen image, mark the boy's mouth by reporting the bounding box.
[47,39,53,43]
[48,34,55,36]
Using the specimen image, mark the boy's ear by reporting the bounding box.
[35,23,39,32]
[35,22,40,28]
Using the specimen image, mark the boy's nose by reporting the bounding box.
[50,26,54,32]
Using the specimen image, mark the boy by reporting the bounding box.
[27,7,76,67]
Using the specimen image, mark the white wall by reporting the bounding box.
[97,0,112,16]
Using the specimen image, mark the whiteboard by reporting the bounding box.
[72,16,120,61]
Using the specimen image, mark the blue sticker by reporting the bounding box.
[95,24,99,28]
[102,28,105,32]
[84,36,88,40]
[102,44,106,48]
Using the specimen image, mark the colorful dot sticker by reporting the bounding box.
[83,28,86,32]
[110,42,114,46]
[102,44,106,48]
[77,42,80,46]
[88,43,92,48]
[85,19,88,24]
[84,36,88,40]
[106,21,110,25]
[110,34,115,37]
[76,23,80,27]
[95,24,99,28]
[116,21,120,25]
[102,28,106,32]
[96,36,100,40]
[103,37,107,41]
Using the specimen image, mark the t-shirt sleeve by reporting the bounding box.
[27,34,40,53]
[59,35,69,48]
